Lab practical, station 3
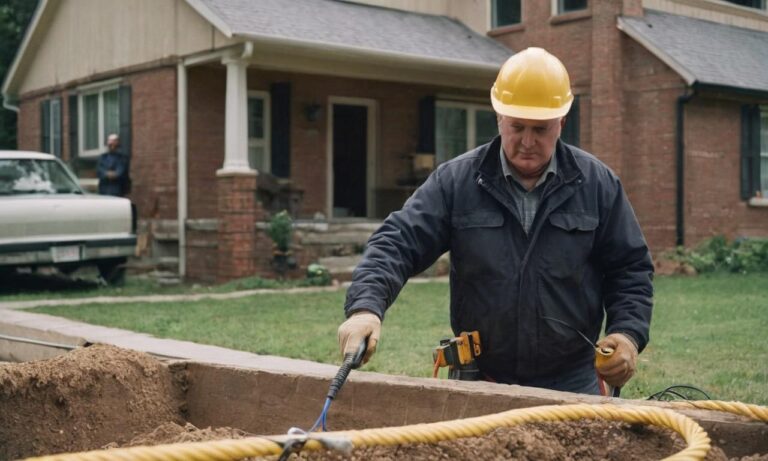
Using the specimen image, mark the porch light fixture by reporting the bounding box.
[304,104,322,122]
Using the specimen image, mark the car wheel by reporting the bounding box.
[97,259,127,286]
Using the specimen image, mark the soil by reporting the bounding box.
[1,345,765,461]
[0,344,185,460]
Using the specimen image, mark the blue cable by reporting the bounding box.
[309,397,332,432]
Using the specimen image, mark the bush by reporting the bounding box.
[675,236,768,274]
[305,263,332,286]
[267,210,293,253]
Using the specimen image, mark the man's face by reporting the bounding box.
[107,136,119,151]
[498,116,565,178]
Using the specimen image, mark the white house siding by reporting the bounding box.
[18,0,236,95]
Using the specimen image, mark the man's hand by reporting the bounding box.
[595,333,638,387]
[106,171,117,179]
[337,311,381,364]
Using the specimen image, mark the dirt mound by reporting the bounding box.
[0,344,185,460]
[117,419,730,460]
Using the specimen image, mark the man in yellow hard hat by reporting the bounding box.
[338,48,653,394]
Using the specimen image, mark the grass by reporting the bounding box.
[0,272,321,302]
[29,273,767,405]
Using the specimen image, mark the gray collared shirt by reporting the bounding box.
[500,147,558,234]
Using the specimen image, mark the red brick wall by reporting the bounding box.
[684,96,768,245]
[621,38,686,252]
[187,68,487,220]
[16,67,178,221]
[128,67,178,220]
[187,65,226,220]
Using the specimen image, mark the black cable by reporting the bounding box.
[647,385,712,401]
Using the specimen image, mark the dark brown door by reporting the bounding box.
[332,104,367,218]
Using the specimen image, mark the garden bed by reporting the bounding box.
[0,345,765,460]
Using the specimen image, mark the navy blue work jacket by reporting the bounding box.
[344,137,654,383]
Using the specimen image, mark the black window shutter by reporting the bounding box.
[40,99,50,153]
[119,85,132,157]
[68,94,78,163]
[52,97,62,158]
[740,105,760,200]
[270,82,291,177]
[418,96,435,153]
[561,95,580,147]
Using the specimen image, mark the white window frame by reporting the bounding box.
[435,100,496,164]
[77,81,120,158]
[247,90,271,173]
[46,98,61,157]
[552,0,588,15]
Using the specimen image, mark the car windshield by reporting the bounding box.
[0,158,82,195]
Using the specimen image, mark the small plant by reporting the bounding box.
[305,263,332,286]
[267,210,293,253]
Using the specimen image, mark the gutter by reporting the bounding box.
[2,95,19,113]
[676,88,696,247]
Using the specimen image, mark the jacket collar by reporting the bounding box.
[477,136,583,187]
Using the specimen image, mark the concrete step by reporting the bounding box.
[318,255,363,280]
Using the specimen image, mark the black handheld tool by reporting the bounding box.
[328,339,367,400]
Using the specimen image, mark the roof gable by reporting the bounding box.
[619,10,768,94]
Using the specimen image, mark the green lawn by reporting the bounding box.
[31,273,767,405]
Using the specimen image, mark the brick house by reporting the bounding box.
[3,0,768,283]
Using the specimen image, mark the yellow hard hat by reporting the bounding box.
[490,47,574,120]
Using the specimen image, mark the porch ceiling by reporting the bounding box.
[185,0,511,89]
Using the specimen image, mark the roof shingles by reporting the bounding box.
[620,10,768,93]
[197,0,511,66]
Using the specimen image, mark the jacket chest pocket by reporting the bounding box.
[451,210,507,278]
[540,212,598,278]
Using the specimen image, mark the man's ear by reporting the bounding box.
[560,116,567,129]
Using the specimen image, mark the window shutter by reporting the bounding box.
[740,105,759,200]
[40,99,50,153]
[418,96,435,153]
[52,97,62,158]
[561,96,580,147]
[119,85,132,157]
[270,82,291,178]
[68,93,78,163]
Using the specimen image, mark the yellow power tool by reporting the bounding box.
[432,331,482,381]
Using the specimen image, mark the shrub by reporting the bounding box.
[675,236,768,274]
[305,263,332,286]
[267,210,293,253]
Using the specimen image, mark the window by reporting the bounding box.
[561,96,580,147]
[78,85,119,157]
[740,105,767,199]
[724,0,766,10]
[248,91,271,172]
[435,101,497,164]
[40,98,62,157]
[555,0,587,14]
[492,0,521,28]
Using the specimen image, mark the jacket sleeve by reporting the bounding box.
[96,155,107,180]
[344,168,451,319]
[112,154,128,178]
[595,176,654,352]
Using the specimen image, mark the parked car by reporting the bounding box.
[0,151,136,284]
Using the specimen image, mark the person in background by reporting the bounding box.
[336,47,654,395]
[97,134,130,197]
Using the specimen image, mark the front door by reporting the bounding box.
[332,104,368,218]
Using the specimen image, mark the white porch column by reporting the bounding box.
[218,56,253,175]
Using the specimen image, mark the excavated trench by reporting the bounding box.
[0,344,766,460]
